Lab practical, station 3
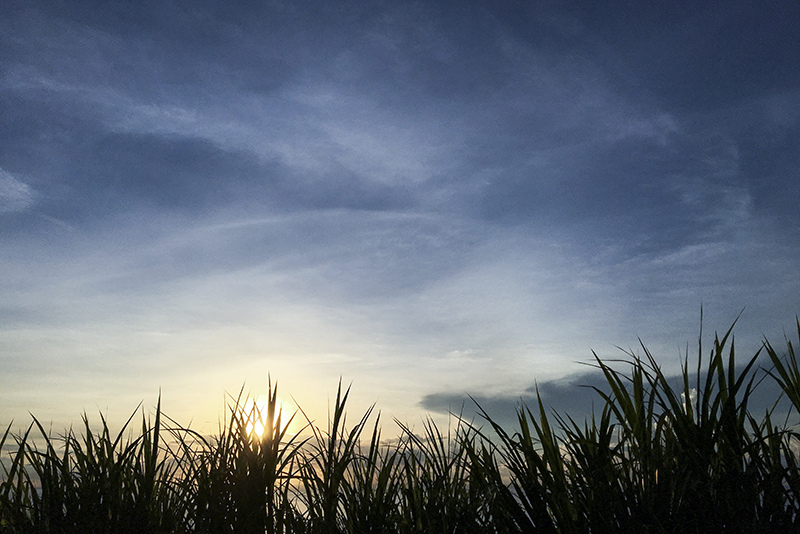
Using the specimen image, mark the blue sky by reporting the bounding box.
[2,0,799,433]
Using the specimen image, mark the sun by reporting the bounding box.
[239,396,296,440]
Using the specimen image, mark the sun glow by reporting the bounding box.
[238,396,297,440]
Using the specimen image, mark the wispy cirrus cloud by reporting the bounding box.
[0,169,35,213]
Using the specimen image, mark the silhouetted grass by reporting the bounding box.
[2,319,800,533]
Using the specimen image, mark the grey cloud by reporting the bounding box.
[421,352,793,431]
[419,371,610,430]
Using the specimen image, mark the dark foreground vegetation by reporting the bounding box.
[3,320,800,533]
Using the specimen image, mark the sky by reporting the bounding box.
[2,0,799,435]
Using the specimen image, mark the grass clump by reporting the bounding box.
[1,397,182,534]
[2,319,800,532]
